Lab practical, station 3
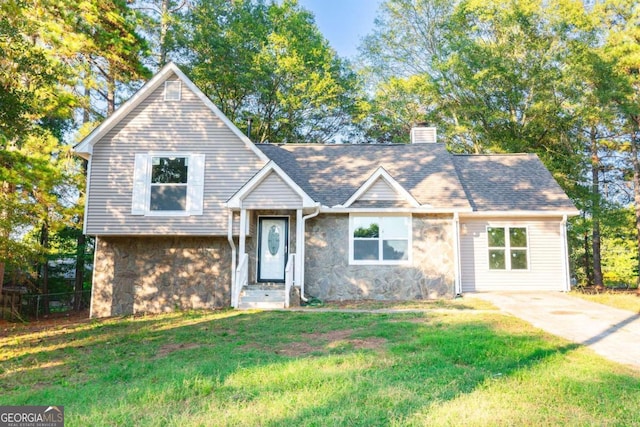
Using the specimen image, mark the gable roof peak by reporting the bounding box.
[73,62,268,163]
[341,166,422,208]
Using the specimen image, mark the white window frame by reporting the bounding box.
[149,155,189,214]
[486,225,529,271]
[255,215,290,282]
[349,214,412,265]
[131,152,205,217]
[164,80,182,101]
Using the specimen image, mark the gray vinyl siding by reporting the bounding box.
[242,172,303,209]
[86,73,265,235]
[460,218,565,291]
[359,178,403,201]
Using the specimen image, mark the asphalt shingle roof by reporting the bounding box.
[452,154,576,211]
[257,143,471,209]
[257,143,575,212]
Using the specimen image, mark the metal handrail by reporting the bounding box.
[284,253,295,308]
[234,253,249,308]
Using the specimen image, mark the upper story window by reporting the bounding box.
[349,214,411,264]
[487,226,528,270]
[150,157,188,211]
[131,153,205,216]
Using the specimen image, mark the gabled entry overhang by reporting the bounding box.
[336,166,424,209]
[226,160,316,210]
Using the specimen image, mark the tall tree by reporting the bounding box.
[72,0,151,117]
[0,0,77,293]
[1,0,150,305]
[594,0,640,286]
[362,0,579,163]
[183,0,362,143]
[133,0,190,68]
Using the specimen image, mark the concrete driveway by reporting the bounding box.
[468,292,640,370]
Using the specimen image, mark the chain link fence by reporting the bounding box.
[1,290,91,321]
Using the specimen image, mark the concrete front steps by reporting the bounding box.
[237,284,286,310]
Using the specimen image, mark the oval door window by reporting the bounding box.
[268,225,280,255]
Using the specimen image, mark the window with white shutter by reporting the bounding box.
[131,153,205,216]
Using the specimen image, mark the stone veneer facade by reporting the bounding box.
[91,236,232,317]
[305,214,455,301]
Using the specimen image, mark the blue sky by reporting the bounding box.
[298,0,383,58]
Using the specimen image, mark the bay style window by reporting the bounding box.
[350,215,411,264]
[487,226,528,270]
[131,153,205,216]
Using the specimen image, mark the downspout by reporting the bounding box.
[452,213,462,296]
[227,210,237,307]
[89,236,99,318]
[299,204,321,302]
[560,215,570,292]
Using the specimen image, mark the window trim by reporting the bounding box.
[486,225,529,271]
[131,152,205,217]
[349,214,412,265]
[164,80,182,101]
[148,155,189,215]
[255,215,290,283]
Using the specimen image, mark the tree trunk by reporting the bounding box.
[590,129,603,287]
[74,88,90,311]
[39,221,50,315]
[0,180,12,293]
[631,117,640,291]
[159,0,169,66]
[583,217,592,285]
[106,67,116,116]
[73,232,86,311]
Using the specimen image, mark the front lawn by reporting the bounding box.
[570,290,640,313]
[2,309,639,426]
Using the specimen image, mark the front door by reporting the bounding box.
[258,217,288,282]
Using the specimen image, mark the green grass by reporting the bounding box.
[2,309,639,426]
[570,291,640,313]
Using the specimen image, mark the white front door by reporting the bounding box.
[258,217,288,282]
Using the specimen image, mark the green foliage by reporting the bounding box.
[0,1,75,146]
[600,207,638,287]
[0,0,149,289]
[0,136,73,276]
[354,223,380,238]
[362,0,579,159]
[132,0,189,67]
[183,0,363,143]
[569,206,638,287]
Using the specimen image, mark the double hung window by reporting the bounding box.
[487,226,528,270]
[150,156,188,211]
[350,215,411,264]
[131,153,205,216]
